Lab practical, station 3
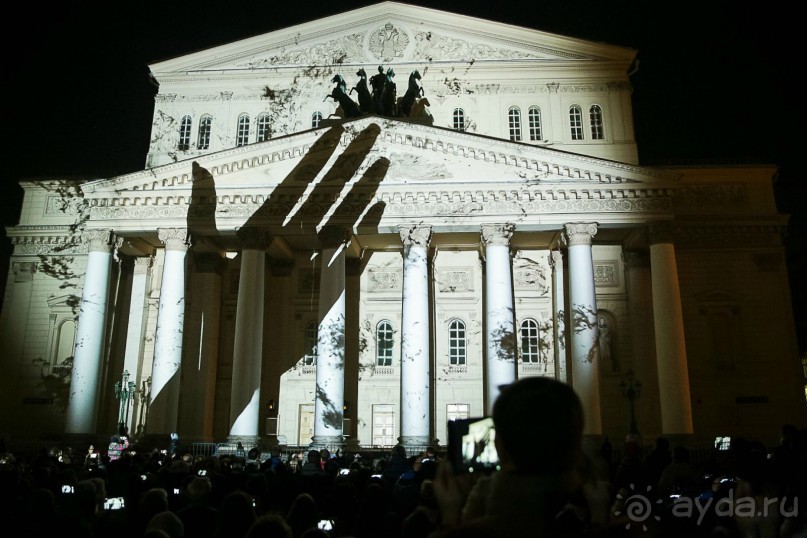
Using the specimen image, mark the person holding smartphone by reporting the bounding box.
[432,377,588,537]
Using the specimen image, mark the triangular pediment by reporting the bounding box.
[149,2,635,76]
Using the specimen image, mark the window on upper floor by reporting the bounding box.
[448,319,467,365]
[570,105,584,140]
[589,105,604,140]
[197,115,212,150]
[312,111,323,128]
[508,107,522,141]
[453,108,466,132]
[304,321,318,366]
[178,115,192,151]
[528,106,543,141]
[520,319,540,363]
[376,320,394,366]
[236,114,250,147]
[256,113,271,142]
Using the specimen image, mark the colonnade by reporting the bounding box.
[64,220,694,446]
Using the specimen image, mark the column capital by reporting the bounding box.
[563,223,598,247]
[398,224,432,249]
[133,256,154,275]
[481,223,515,247]
[193,252,225,274]
[318,225,350,248]
[158,228,191,251]
[623,249,650,269]
[236,227,270,250]
[548,250,564,269]
[83,229,117,253]
[547,82,560,93]
[648,221,675,245]
[12,261,37,282]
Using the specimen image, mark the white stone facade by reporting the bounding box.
[1,3,804,448]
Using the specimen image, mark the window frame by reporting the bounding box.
[303,321,318,366]
[508,106,522,141]
[453,108,466,132]
[236,114,250,147]
[448,319,467,366]
[520,318,541,363]
[589,104,604,140]
[569,105,584,140]
[376,320,394,367]
[256,113,271,142]
[178,115,192,151]
[528,106,542,141]
[311,111,323,128]
[197,115,212,150]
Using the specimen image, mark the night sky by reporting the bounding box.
[5,1,805,351]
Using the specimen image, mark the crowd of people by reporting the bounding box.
[0,378,804,537]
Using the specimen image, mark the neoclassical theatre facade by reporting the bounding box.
[2,2,804,448]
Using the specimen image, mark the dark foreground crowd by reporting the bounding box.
[1,381,805,538]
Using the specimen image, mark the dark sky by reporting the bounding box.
[5,0,806,350]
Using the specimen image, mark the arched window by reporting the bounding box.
[256,113,271,142]
[520,319,540,363]
[448,319,466,365]
[178,115,192,150]
[453,108,466,131]
[569,105,584,140]
[304,321,318,366]
[508,107,522,141]
[589,105,604,140]
[197,115,212,150]
[376,320,394,366]
[236,114,250,147]
[528,106,542,141]
[312,111,323,128]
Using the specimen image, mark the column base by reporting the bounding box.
[310,434,344,450]
[400,435,431,453]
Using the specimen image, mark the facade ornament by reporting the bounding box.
[318,225,350,248]
[370,22,409,62]
[481,223,515,246]
[647,221,675,244]
[235,227,270,250]
[83,229,117,253]
[563,223,598,246]
[398,224,432,250]
[157,228,191,251]
[12,262,37,283]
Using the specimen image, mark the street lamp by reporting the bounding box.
[619,369,642,435]
[114,370,136,434]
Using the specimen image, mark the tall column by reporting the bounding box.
[229,229,268,443]
[399,224,432,448]
[0,262,37,422]
[649,223,693,435]
[481,223,517,413]
[312,226,348,448]
[563,223,602,435]
[122,256,153,436]
[149,228,190,436]
[182,252,224,442]
[549,250,568,383]
[624,249,662,437]
[66,229,117,434]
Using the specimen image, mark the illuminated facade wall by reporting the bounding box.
[1,3,803,448]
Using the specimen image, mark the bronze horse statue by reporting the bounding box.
[324,74,361,118]
[379,68,397,116]
[350,68,374,114]
[399,69,424,117]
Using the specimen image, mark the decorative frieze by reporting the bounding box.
[513,265,548,294]
[437,269,472,293]
[594,261,620,287]
[672,185,748,207]
[368,270,401,291]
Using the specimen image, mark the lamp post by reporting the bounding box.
[114,370,136,433]
[619,369,642,435]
